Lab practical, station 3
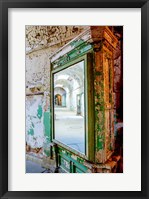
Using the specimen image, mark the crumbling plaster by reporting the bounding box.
[26,26,88,156]
[26,25,123,162]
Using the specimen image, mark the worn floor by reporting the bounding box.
[26,160,51,173]
[54,107,85,154]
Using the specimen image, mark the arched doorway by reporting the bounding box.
[54,87,67,107]
[55,94,62,106]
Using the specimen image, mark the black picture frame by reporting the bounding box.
[0,0,148,198]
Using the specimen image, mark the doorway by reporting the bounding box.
[55,94,62,106]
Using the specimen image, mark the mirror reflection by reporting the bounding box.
[54,61,85,154]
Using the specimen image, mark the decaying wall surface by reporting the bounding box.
[113,27,123,168]
[26,26,88,54]
[26,48,51,157]
[26,26,88,157]
[91,26,118,164]
[26,26,123,173]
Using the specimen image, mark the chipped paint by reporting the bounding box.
[51,42,92,68]
[43,111,50,140]
[26,95,46,148]
[26,26,122,173]
[28,128,34,136]
[58,146,88,173]
[70,39,84,47]
[93,27,118,163]
[37,105,43,119]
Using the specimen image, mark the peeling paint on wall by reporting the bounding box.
[25,26,123,172]
[26,95,46,148]
[43,110,51,156]
[37,105,43,119]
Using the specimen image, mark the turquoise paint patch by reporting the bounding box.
[43,111,51,142]
[70,39,84,48]
[37,105,42,119]
[59,151,88,173]
[43,111,51,157]
[28,128,34,136]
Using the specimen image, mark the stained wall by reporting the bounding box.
[25,26,123,166]
[26,26,88,157]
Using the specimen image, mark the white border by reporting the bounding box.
[8,8,141,191]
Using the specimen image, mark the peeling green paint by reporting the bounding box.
[66,151,71,157]
[94,63,106,153]
[52,43,92,67]
[37,105,42,119]
[28,128,34,136]
[70,39,84,48]
[75,167,85,173]
[43,111,51,157]
[97,135,105,150]
[77,157,84,164]
[96,123,102,133]
[43,111,50,141]
[57,146,88,173]
[59,152,88,173]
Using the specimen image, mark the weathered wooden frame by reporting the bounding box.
[51,53,95,162]
[0,0,148,198]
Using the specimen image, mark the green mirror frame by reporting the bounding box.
[51,53,95,162]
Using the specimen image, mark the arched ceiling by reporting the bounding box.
[54,61,84,93]
[54,79,73,92]
[54,87,66,95]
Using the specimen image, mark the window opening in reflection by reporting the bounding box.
[54,61,85,154]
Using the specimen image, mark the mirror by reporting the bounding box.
[53,61,85,154]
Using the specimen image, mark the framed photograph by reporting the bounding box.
[0,0,148,198]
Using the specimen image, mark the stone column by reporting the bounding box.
[91,26,118,163]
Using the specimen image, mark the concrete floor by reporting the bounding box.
[54,107,85,154]
[26,160,51,173]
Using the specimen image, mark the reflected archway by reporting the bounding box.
[53,61,85,154]
[55,94,62,106]
[54,87,66,107]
